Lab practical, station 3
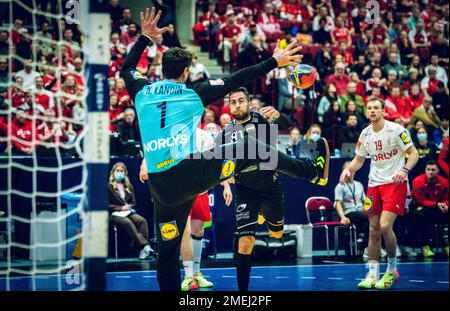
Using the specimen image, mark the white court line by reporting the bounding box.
[275,277,290,279]
[322,260,345,264]
[222,275,235,278]
[143,275,155,278]
[409,280,424,283]
[250,276,263,279]
[328,277,343,280]
[115,275,131,278]
[301,276,316,279]
[354,278,363,281]
[437,281,449,284]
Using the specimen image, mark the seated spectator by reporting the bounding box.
[116,107,141,143]
[0,57,8,93]
[411,160,449,257]
[421,65,441,97]
[407,83,424,109]
[33,76,54,112]
[237,33,271,69]
[120,22,139,46]
[397,30,415,66]
[295,23,313,46]
[409,54,426,80]
[433,117,449,147]
[0,109,36,155]
[256,2,281,37]
[334,161,368,257]
[6,76,25,108]
[322,100,343,145]
[402,68,420,95]
[111,77,131,109]
[315,42,334,79]
[355,29,370,57]
[239,22,267,52]
[332,16,351,46]
[337,114,362,150]
[365,68,388,97]
[431,81,449,119]
[325,62,350,96]
[0,31,9,55]
[15,59,41,90]
[317,83,338,123]
[218,11,241,64]
[201,109,216,129]
[280,0,303,22]
[438,137,449,178]
[430,34,449,65]
[312,17,332,44]
[351,55,371,81]
[108,162,154,259]
[424,55,448,85]
[383,51,407,81]
[109,94,124,133]
[302,124,322,144]
[409,21,430,49]
[219,113,231,129]
[189,54,210,84]
[371,19,390,47]
[409,96,441,133]
[147,35,168,60]
[342,100,366,128]
[414,127,438,161]
[340,82,365,115]
[385,84,413,125]
[36,109,69,156]
[285,127,302,158]
[367,50,383,73]
[278,30,295,51]
[110,32,127,66]
[312,5,334,33]
[162,24,182,48]
[334,42,354,67]
[349,72,366,97]
[271,67,304,113]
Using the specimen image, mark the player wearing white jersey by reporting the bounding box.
[340,97,419,290]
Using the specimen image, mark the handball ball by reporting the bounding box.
[288,64,316,89]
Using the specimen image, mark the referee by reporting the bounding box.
[121,7,330,291]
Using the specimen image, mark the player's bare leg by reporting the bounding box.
[358,214,380,289]
[375,211,400,289]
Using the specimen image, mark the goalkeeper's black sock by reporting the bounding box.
[236,253,252,291]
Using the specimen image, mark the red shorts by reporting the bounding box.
[190,192,211,222]
[364,182,407,216]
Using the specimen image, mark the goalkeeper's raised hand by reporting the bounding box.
[140,7,169,40]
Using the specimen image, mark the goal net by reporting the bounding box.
[0,0,109,291]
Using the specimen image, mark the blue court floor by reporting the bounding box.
[0,261,448,291]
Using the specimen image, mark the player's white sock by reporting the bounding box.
[387,257,397,272]
[192,236,203,274]
[368,261,379,280]
[183,261,194,277]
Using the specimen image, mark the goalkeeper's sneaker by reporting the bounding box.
[309,138,330,186]
[181,276,199,291]
[357,275,377,289]
[194,273,213,288]
[257,213,266,225]
[374,270,399,290]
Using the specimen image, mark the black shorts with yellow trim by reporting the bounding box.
[235,183,285,237]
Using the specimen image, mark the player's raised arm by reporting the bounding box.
[192,40,303,106]
[120,7,169,101]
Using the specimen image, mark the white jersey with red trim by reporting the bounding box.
[355,120,414,187]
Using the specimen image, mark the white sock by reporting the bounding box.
[183,260,194,277]
[192,236,203,274]
[387,257,397,272]
[368,261,379,280]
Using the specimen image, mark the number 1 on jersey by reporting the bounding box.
[157,101,167,128]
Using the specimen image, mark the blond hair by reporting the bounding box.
[108,162,133,193]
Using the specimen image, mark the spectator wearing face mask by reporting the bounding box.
[302,124,322,144]
[414,127,438,161]
[108,162,154,260]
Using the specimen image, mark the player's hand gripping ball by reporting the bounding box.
[288,64,316,89]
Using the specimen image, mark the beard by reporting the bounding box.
[233,109,250,121]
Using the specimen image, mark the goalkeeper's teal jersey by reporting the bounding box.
[135,80,204,173]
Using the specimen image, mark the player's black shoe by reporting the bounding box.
[309,138,330,186]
